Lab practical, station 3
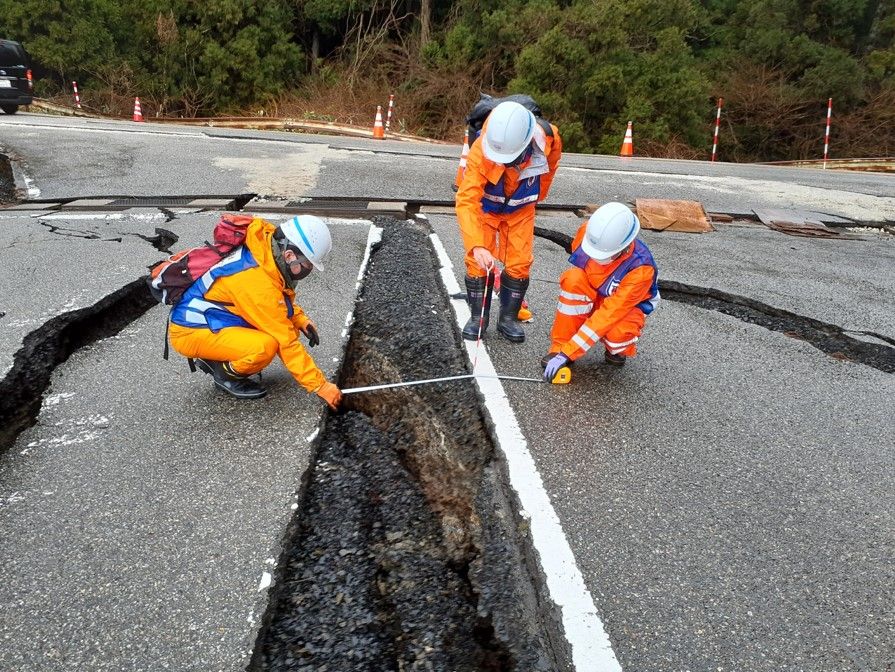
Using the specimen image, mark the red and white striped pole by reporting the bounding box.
[711,97,723,162]
[72,81,82,109]
[385,94,395,133]
[823,97,833,169]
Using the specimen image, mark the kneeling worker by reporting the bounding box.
[168,215,342,408]
[542,202,659,380]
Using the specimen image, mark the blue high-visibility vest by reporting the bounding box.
[594,239,660,315]
[170,246,294,331]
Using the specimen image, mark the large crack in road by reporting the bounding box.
[0,220,180,453]
[0,278,158,453]
[534,228,895,373]
[253,217,564,671]
[0,153,15,203]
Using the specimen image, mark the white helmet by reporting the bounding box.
[581,202,640,264]
[279,215,332,271]
[481,101,536,164]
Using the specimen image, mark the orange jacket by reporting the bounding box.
[561,223,656,354]
[170,218,325,392]
[456,122,562,249]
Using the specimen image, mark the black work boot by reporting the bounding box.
[604,351,627,367]
[497,272,529,343]
[461,274,493,341]
[195,358,267,399]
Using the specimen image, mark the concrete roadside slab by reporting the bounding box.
[0,218,373,670]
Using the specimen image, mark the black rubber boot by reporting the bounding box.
[604,351,627,367]
[461,274,493,341]
[195,358,267,399]
[497,272,529,343]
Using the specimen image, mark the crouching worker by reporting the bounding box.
[542,202,659,381]
[168,215,342,409]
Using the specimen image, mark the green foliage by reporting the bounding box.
[0,0,891,157]
[508,0,709,152]
[0,0,302,115]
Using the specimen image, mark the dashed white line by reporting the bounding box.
[429,231,623,672]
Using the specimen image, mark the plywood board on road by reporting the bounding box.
[636,199,714,233]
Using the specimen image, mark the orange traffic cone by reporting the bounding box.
[132,97,144,122]
[372,105,385,139]
[619,120,633,156]
[454,129,470,189]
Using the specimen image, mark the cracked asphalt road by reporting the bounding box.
[429,212,894,671]
[1,113,893,671]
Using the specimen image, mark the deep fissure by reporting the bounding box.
[0,279,157,454]
[534,228,894,372]
[0,153,15,203]
[252,217,561,671]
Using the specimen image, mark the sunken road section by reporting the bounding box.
[252,217,567,671]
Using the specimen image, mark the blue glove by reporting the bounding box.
[543,353,570,381]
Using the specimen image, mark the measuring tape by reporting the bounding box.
[342,369,570,395]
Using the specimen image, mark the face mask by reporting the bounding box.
[290,261,312,281]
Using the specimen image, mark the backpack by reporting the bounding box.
[148,214,254,305]
[147,213,255,368]
[465,93,554,141]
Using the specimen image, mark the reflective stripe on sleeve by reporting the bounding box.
[580,324,599,341]
[559,290,592,302]
[557,302,593,316]
[572,334,592,352]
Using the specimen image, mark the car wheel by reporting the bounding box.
[0,105,19,115]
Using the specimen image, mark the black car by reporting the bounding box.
[0,39,33,114]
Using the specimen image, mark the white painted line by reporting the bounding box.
[429,232,623,672]
[23,172,40,198]
[356,223,383,287]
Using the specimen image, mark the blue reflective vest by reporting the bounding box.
[595,240,660,315]
[170,246,294,332]
[481,173,542,215]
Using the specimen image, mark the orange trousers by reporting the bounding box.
[463,208,534,280]
[549,273,646,359]
[169,324,278,376]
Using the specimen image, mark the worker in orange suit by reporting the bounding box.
[167,214,342,408]
[456,100,562,343]
[542,202,659,379]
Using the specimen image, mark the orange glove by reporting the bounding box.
[315,382,342,410]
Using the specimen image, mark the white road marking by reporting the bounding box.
[429,231,623,672]
[257,571,272,592]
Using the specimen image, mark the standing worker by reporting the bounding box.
[167,214,342,408]
[456,100,562,343]
[542,202,659,380]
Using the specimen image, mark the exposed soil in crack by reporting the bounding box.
[253,217,562,671]
[0,153,15,204]
[533,228,894,373]
[0,279,156,454]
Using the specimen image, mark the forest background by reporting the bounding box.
[1,0,893,161]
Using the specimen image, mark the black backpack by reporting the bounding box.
[465,93,554,141]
